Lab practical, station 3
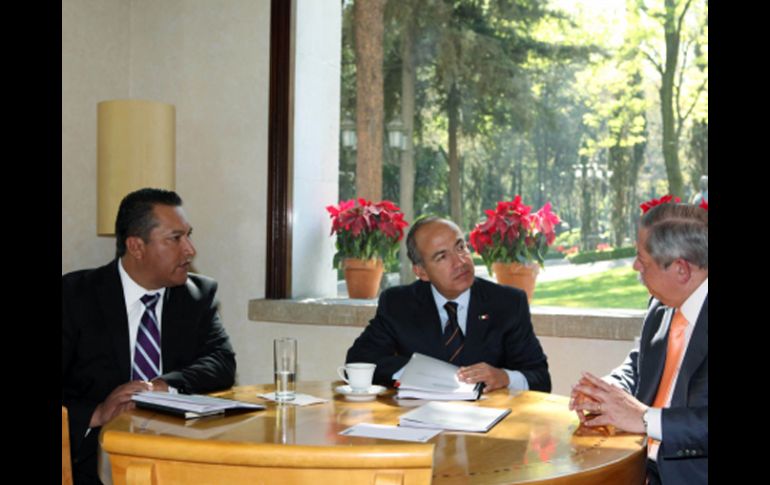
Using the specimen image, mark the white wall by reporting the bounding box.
[62,0,272,386]
[62,0,131,270]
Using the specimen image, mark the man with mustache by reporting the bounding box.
[62,188,236,485]
[346,216,551,393]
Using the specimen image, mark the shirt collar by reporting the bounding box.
[430,284,471,311]
[680,277,708,324]
[118,258,166,307]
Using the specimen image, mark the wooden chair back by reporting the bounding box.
[62,406,73,485]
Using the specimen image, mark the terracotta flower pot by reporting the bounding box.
[491,262,540,304]
[343,258,384,299]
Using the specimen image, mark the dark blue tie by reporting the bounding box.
[132,293,161,381]
[443,301,464,363]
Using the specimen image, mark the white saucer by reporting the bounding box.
[335,385,387,402]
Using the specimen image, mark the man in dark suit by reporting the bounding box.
[569,202,707,485]
[62,188,236,485]
[346,216,550,393]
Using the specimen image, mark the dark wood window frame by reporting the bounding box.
[266,0,292,298]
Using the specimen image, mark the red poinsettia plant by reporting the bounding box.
[326,198,409,269]
[469,195,561,272]
[640,194,708,213]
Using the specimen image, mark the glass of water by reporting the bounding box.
[273,337,297,401]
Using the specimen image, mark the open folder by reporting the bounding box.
[396,353,484,400]
[132,392,265,419]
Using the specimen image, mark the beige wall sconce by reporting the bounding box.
[97,99,176,235]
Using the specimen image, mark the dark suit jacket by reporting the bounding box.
[609,296,708,485]
[346,278,551,392]
[62,260,236,484]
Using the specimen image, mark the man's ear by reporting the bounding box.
[673,258,692,283]
[413,264,429,282]
[125,236,146,260]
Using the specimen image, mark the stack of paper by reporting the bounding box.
[396,353,483,400]
[399,401,511,433]
[132,392,265,419]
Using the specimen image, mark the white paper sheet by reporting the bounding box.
[338,423,442,443]
[257,392,328,406]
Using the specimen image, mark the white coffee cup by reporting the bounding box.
[337,363,376,392]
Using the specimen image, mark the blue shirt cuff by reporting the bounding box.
[505,370,529,390]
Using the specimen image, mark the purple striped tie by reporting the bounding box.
[443,301,464,363]
[132,293,161,381]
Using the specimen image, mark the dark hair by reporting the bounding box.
[406,216,460,266]
[640,203,708,269]
[115,188,183,258]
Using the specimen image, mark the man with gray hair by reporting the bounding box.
[569,202,708,485]
[346,216,551,393]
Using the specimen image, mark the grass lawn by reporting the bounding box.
[532,266,650,309]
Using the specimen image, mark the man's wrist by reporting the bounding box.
[641,407,649,434]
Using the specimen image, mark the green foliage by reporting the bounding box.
[554,228,581,248]
[566,246,636,264]
[476,232,552,272]
[332,229,401,270]
[533,266,648,309]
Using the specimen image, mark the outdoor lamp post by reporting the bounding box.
[341,115,357,150]
[387,117,406,151]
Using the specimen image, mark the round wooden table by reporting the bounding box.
[100,382,646,484]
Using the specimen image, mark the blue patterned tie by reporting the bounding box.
[443,301,464,363]
[132,293,162,381]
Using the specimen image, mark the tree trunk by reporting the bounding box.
[399,19,416,285]
[659,0,684,198]
[354,0,386,201]
[579,154,593,251]
[447,83,462,226]
[608,144,628,248]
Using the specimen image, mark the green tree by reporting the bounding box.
[635,0,708,198]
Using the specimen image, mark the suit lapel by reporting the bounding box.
[462,280,489,363]
[98,261,132,381]
[413,281,448,357]
[637,302,669,403]
[160,282,189,372]
[672,296,708,404]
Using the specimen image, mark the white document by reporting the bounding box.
[257,392,328,406]
[399,401,511,433]
[339,423,442,443]
[397,353,482,400]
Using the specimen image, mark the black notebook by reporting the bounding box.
[132,392,265,419]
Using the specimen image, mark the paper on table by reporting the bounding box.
[399,401,511,432]
[339,423,442,443]
[257,392,328,406]
[397,353,482,400]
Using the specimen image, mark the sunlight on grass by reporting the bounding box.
[533,266,649,309]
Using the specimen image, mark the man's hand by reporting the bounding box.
[569,376,601,425]
[457,362,510,392]
[89,380,153,428]
[150,377,170,392]
[570,372,648,433]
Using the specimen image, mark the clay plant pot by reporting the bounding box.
[343,258,384,299]
[491,261,540,304]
